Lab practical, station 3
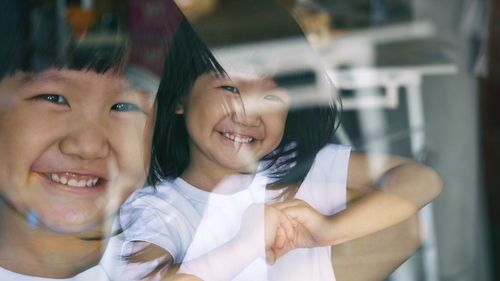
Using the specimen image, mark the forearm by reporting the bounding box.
[330,163,442,245]
[327,189,417,245]
[348,152,443,205]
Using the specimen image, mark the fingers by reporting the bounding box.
[279,207,306,224]
[279,211,295,243]
[274,200,312,225]
[266,249,277,265]
[263,201,326,264]
[264,204,298,264]
[269,229,296,264]
[268,226,292,265]
[274,226,287,249]
[265,204,295,243]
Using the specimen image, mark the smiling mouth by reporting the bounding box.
[45,172,102,188]
[221,132,255,144]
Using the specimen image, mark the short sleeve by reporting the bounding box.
[295,144,351,215]
[119,191,198,263]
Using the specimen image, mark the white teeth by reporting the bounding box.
[48,173,100,188]
[51,174,60,182]
[223,132,254,143]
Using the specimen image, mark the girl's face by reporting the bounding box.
[0,69,156,234]
[179,72,290,176]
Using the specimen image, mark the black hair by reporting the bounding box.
[1,0,184,194]
[0,1,129,81]
[0,0,32,79]
[149,14,341,197]
[148,18,226,184]
[264,101,340,198]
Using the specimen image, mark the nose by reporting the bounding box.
[231,91,262,127]
[59,121,110,160]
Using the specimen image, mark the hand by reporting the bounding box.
[237,204,295,265]
[272,199,334,258]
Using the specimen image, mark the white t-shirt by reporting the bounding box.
[119,144,351,281]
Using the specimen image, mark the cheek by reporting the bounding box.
[0,114,54,183]
[270,126,286,149]
[264,113,288,149]
[184,105,216,138]
[186,92,234,125]
[142,115,156,162]
[111,122,152,183]
[272,110,288,135]
[141,130,154,176]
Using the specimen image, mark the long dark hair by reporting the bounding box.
[148,14,341,197]
[148,18,226,184]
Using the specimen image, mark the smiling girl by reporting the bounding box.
[118,11,442,281]
[0,1,181,280]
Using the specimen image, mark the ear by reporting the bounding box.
[175,103,184,114]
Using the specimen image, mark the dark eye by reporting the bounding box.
[111,102,143,112]
[219,85,240,95]
[264,95,283,102]
[34,94,68,105]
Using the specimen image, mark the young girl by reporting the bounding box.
[118,14,442,281]
[0,1,182,280]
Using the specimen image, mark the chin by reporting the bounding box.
[43,219,109,235]
[225,160,259,174]
[34,208,110,235]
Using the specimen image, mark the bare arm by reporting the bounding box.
[275,151,442,252]
[328,152,442,245]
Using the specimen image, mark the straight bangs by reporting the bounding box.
[22,43,131,78]
[63,40,130,75]
[0,1,130,80]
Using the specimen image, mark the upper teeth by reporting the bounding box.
[223,132,253,143]
[49,174,99,187]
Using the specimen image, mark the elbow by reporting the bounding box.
[409,164,443,208]
[383,163,444,208]
[422,165,444,204]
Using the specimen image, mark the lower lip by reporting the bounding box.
[36,173,107,196]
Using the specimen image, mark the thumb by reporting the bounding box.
[273,237,297,261]
[266,249,277,265]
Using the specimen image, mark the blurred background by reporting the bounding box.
[3,0,496,280]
